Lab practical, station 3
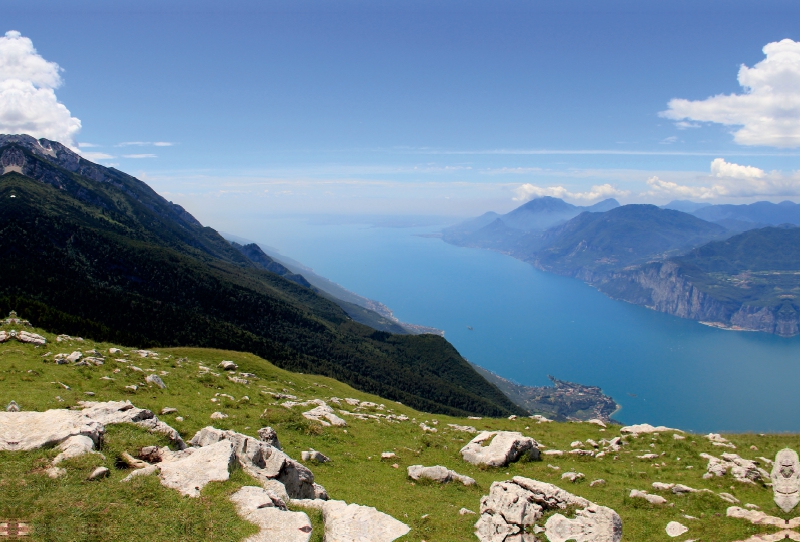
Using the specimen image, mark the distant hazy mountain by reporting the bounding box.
[442,196,620,247]
[692,200,800,227]
[661,200,712,213]
[531,204,728,276]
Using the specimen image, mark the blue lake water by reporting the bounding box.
[235,217,800,433]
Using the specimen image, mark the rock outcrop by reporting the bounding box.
[189,426,327,500]
[460,431,539,467]
[474,477,622,542]
[79,400,185,449]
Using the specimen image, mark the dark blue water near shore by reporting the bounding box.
[243,218,800,433]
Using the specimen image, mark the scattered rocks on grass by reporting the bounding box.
[700,452,769,484]
[620,423,681,435]
[460,431,539,467]
[302,404,346,427]
[218,360,238,371]
[210,411,228,420]
[407,465,476,486]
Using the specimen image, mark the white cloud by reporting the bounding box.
[80,152,115,161]
[660,136,679,145]
[661,39,800,147]
[709,157,764,179]
[674,121,700,130]
[118,141,173,147]
[0,30,81,146]
[77,142,99,148]
[122,153,157,159]
[513,183,629,202]
[644,158,800,199]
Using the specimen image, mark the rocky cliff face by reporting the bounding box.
[593,262,800,337]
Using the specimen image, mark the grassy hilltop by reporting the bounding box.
[1,324,798,541]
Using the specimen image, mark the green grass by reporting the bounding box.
[1,326,797,541]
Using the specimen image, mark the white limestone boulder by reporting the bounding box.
[158,440,235,497]
[230,486,313,542]
[620,423,681,435]
[460,431,539,467]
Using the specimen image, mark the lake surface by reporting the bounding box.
[236,216,800,433]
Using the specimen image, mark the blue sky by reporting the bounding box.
[3,0,800,222]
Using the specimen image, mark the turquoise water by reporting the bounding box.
[238,217,800,433]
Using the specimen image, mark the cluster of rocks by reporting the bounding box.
[0,329,46,345]
[475,477,622,542]
[700,452,769,483]
[542,436,623,459]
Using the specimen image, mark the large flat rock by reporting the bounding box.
[159,439,235,497]
[0,410,103,451]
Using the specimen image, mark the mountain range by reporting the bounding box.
[0,134,523,417]
[443,196,800,336]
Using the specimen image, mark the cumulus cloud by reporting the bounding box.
[0,30,81,146]
[513,183,629,202]
[661,39,800,147]
[644,158,800,199]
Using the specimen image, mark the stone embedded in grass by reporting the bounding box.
[88,466,109,480]
[407,465,476,486]
[0,409,102,451]
[630,489,667,505]
[460,431,539,467]
[5,401,19,412]
[561,472,584,483]
[210,411,228,420]
[665,521,688,537]
[218,360,238,371]
[301,450,330,463]
[145,374,166,389]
